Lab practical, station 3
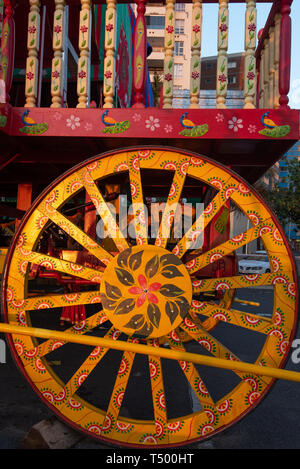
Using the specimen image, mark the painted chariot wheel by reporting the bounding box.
[1,147,298,448]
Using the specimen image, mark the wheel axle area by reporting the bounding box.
[1,322,300,383]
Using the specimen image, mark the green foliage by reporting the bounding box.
[266,158,300,230]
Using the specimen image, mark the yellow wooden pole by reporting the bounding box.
[1,322,300,382]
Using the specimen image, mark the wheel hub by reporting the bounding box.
[100,245,193,338]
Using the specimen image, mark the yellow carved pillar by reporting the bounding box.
[25,0,40,108]
[216,0,228,109]
[162,0,175,109]
[244,0,256,109]
[50,0,65,108]
[103,0,116,108]
[189,0,202,109]
[77,0,91,108]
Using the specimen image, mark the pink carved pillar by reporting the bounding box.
[0,0,15,103]
[279,0,292,109]
[132,0,147,108]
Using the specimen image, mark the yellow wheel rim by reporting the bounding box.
[2,148,298,448]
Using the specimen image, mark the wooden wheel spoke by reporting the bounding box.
[9,290,102,313]
[185,217,273,275]
[167,331,225,430]
[192,271,292,294]
[24,310,108,359]
[180,315,267,383]
[81,168,129,251]
[15,250,103,283]
[101,341,136,434]
[191,300,273,333]
[148,338,169,443]
[59,327,122,402]
[37,207,113,264]
[173,183,237,258]
[155,156,190,249]
[127,153,148,245]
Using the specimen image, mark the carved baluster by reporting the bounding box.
[273,13,281,109]
[0,0,15,104]
[216,0,228,109]
[268,25,275,108]
[263,36,269,107]
[279,0,292,109]
[25,0,40,107]
[103,0,116,108]
[51,0,65,108]
[162,0,175,109]
[189,0,202,109]
[244,0,256,109]
[132,0,147,108]
[77,0,91,108]
[259,48,265,108]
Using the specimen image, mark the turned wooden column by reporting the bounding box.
[279,0,292,109]
[132,0,147,108]
[0,0,15,104]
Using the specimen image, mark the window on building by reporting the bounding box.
[228,61,237,69]
[175,19,184,34]
[174,63,183,78]
[175,3,185,11]
[228,76,237,84]
[174,41,184,56]
[146,16,165,29]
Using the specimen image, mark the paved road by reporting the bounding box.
[0,282,300,451]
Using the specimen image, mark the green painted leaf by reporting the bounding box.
[100,293,116,310]
[147,303,161,328]
[145,255,159,279]
[160,284,185,297]
[174,296,190,318]
[124,314,144,330]
[165,301,179,324]
[117,248,132,268]
[105,281,122,300]
[161,265,183,279]
[129,250,143,271]
[160,254,182,267]
[114,298,135,315]
[135,321,153,337]
[115,268,134,286]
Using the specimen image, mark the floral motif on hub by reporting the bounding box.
[100,245,192,338]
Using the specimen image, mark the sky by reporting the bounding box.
[200,1,300,109]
